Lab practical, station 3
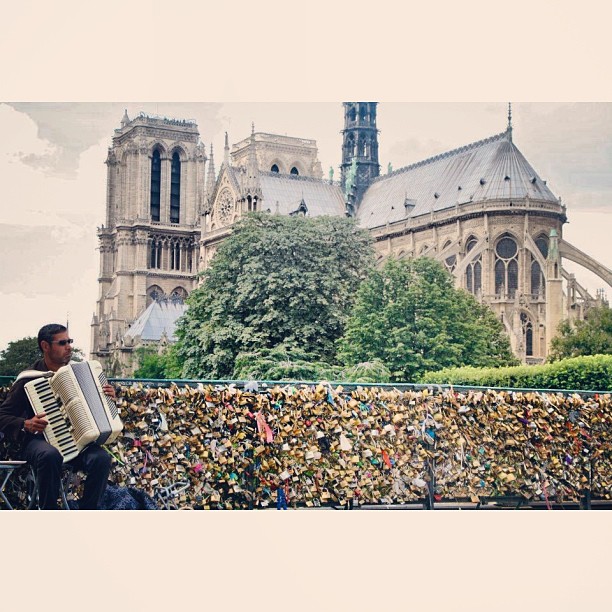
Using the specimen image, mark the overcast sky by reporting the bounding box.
[0,101,611,354]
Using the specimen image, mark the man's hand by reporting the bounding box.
[24,414,48,434]
[102,384,116,400]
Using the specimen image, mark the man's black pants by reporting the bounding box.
[21,437,111,509]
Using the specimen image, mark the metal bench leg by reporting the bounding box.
[1,470,16,509]
[26,466,71,510]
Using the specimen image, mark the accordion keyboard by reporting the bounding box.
[26,378,79,462]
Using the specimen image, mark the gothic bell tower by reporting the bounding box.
[91,110,206,373]
[341,102,380,214]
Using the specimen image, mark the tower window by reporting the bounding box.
[271,164,279,173]
[170,151,181,223]
[150,149,161,222]
[290,167,299,176]
[170,242,181,270]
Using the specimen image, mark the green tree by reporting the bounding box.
[175,213,374,378]
[549,304,612,361]
[133,345,183,379]
[133,348,167,379]
[337,257,517,382]
[0,337,41,376]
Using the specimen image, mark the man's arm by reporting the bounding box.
[0,380,30,441]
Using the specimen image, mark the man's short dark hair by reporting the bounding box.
[37,324,68,351]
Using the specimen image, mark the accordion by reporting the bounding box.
[23,361,123,462]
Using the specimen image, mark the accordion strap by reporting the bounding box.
[15,370,53,383]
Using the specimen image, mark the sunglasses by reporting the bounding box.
[50,339,74,346]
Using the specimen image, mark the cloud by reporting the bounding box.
[5,102,225,178]
[0,223,96,296]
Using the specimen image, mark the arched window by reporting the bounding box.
[520,312,534,356]
[147,285,164,306]
[531,258,545,297]
[170,287,188,303]
[151,149,161,222]
[271,164,279,173]
[290,167,299,176]
[466,258,482,294]
[535,235,549,258]
[495,234,519,298]
[349,107,356,122]
[170,241,181,270]
[347,132,355,156]
[464,237,481,295]
[170,151,181,223]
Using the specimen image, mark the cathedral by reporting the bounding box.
[90,104,612,376]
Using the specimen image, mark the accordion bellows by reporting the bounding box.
[24,361,123,462]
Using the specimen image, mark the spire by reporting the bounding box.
[506,102,513,142]
[247,133,258,180]
[120,108,130,128]
[251,121,255,136]
[224,131,229,165]
[206,144,216,205]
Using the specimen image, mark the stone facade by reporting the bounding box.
[369,204,567,362]
[231,130,323,179]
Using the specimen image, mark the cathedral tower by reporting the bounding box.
[341,102,380,214]
[91,111,206,373]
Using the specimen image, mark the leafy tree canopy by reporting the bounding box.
[0,337,41,376]
[175,213,375,378]
[133,345,184,380]
[549,304,612,361]
[337,257,517,382]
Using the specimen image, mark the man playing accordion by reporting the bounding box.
[0,324,115,509]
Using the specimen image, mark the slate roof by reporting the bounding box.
[356,130,559,229]
[124,300,187,342]
[258,172,346,217]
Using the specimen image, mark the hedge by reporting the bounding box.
[420,355,612,391]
